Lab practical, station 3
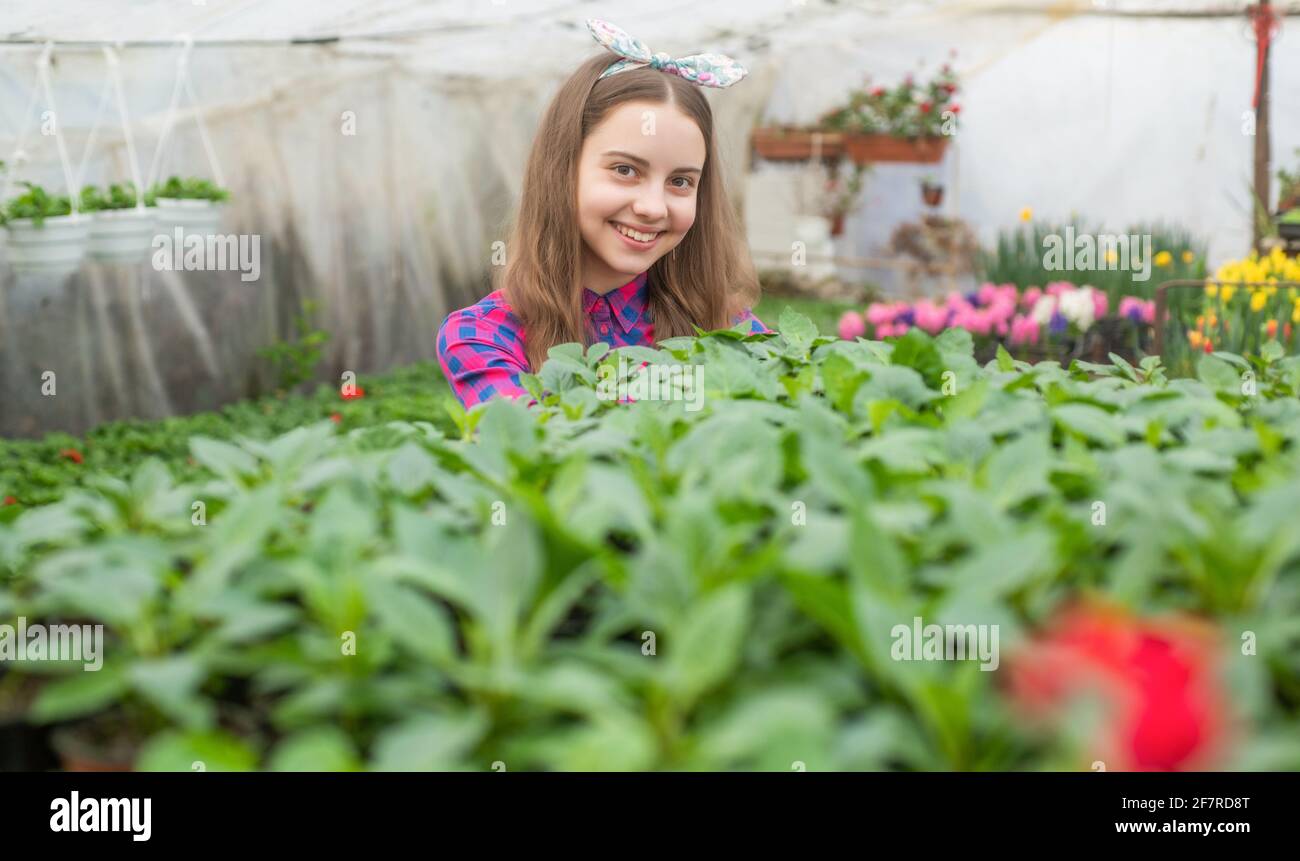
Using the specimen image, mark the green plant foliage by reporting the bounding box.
[0,181,73,227]
[144,176,230,205]
[2,318,1299,771]
[79,182,145,213]
[258,299,331,392]
[0,362,455,509]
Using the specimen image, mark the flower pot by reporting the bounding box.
[921,184,945,208]
[3,214,91,276]
[152,197,224,235]
[752,128,843,162]
[88,208,159,262]
[843,134,949,165]
[829,212,846,237]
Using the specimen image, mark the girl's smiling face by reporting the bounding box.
[576,99,706,294]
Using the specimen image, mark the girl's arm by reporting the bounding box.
[436,306,536,409]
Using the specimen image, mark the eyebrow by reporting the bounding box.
[602,150,702,175]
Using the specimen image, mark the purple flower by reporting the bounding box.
[1049,311,1068,335]
[964,290,981,307]
[897,308,916,326]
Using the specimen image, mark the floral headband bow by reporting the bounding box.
[587,18,748,89]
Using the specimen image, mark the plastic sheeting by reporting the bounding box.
[1,1,1298,435]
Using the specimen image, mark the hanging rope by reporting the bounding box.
[33,42,84,217]
[145,36,227,190]
[104,46,149,210]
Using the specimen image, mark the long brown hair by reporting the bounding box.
[500,53,760,372]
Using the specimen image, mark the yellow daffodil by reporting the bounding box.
[1019,207,1033,222]
[1155,250,1173,267]
[1251,290,1269,312]
[1181,250,1195,264]
[1221,284,1236,302]
[1205,284,1218,298]
[1188,330,1204,349]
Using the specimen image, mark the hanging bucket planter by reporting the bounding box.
[4,215,91,275]
[151,198,223,235]
[88,208,158,262]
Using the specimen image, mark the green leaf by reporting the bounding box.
[665,585,750,708]
[1052,403,1125,447]
[268,727,361,771]
[136,730,258,772]
[1197,354,1241,394]
[366,579,457,666]
[369,711,488,771]
[189,437,260,484]
[29,665,129,723]
[129,655,212,729]
[995,343,1015,372]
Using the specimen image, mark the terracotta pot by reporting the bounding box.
[751,128,843,162]
[921,184,944,207]
[843,134,948,165]
[829,212,846,237]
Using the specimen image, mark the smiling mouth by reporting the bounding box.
[609,221,664,245]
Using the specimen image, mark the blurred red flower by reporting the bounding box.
[330,412,342,423]
[2,495,17,506]
[919,101,933,114]
[60,448,84,465]
[341,386,366,401]
[1008,603,1228,771]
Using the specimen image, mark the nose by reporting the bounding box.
[630,185,668,224]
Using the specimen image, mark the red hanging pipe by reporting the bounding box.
[1250,2,1280,109]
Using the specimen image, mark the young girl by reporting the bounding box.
[437,19,769,408]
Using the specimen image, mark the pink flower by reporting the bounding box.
[977,283,998,306]
[1045,281,1074,298]
[838,310,867,340]
[1021,286,1042,309]
[914,300,949,334]
[1092,289,1110,320]
[1119,296,1155,325]
[1009,313,1040,346]
[865,302,900,327]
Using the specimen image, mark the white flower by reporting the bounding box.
[1058,286,1095,330]
[1031,295,1057,326]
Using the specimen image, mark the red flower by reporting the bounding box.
[59,448,84,465]
[1008,604,1228,771]
[919,101,933,114]
[330,412,342,423]
[2,495,17,506]
[341,385,366,401]
[943,83,957,94]
[1204,341,1214,353]
[950,104,962,114]
[1266,319,1278,339]
[1286,322,1293,339]
[870,86,886,97]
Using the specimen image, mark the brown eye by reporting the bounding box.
[671,176,695,189]
[613,164,637,178]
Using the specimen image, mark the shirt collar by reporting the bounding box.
[582,270,649,335]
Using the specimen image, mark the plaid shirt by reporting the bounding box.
[437,270,769,408]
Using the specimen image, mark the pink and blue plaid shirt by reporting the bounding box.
[437,270,769,408]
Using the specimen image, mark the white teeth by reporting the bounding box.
[613,222,659,243]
